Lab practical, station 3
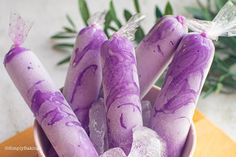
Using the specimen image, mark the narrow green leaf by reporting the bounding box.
[63,26,77,33]
[124,9,132,21]
[104,11,113,36]
[203,85,216,98]
[185,7,205,19]
[222,77,236,90]
[108,26,118,31]
[155,6,163,19]
[133,0,141,13]
[51,32,76,39]
[223,56,236,68]
[202,8,213,20]
[53,43,74,51]
[109,0,122,28]
[66,14,76,29]
[78,0,90,26]
[135,27,145,43]
[215,0,228,10]
[219,37,236,50]
[57,56,71,65]
[155,74,165,87]
[164,1,173,15]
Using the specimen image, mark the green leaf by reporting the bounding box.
[53,43,74,51]
[104,11,113,36]
[63,26,76,33]
[78,0,90,26]
[219,37,236,52]
[203,85,216,98]
[133,0,141,13]
[109,0,122,28]
[51,32,76,39]
[57,56,71,65]
[124,9,132,21]
[155,74,165,87]
[186,6,212,20]
[155,6,163,19]
[108,26,118,31]
[223,56,236,68]
[221,77,236,91]
[185,7,205,19]
[135,27,145,43]
[215,0,228,10]
[164,1,173,15]
[66,14,76,29]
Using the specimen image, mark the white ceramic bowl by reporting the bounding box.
[33,86,196,157]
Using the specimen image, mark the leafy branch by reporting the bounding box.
[51,0,236,97]
[51,0,173,65]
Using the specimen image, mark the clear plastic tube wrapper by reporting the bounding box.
[101,14,145,154]
[150,1,236,157]
[4,13,98,157]
[136,15,188,98]
[63,12,107,133]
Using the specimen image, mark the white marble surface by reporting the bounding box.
[0,0,235,143]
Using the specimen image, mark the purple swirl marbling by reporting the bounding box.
[136,15,188,98]
[4,46,99,157]
[150,33,215,157]
[63,24,107,133]
[101,35,143,154]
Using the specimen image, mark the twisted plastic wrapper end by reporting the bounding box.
[8,12,33,46]
[88,11,107,29]
[115,13,145,40]
[187,1,236,40]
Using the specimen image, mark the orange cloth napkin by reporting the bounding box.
[0,110,236,157]
[193,111,236,157]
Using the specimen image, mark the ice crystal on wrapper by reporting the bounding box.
[150,1,236,157]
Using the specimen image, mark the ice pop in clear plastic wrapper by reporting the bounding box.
[150,1,236,157]
[136,15,188,98]
[101,14,145,154]
[4,13,98,157]
[63,12,107,133]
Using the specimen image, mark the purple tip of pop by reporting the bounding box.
[200,32,207,38]
[176,16,186,25]
[4,46,29,66]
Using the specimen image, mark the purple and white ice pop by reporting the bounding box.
[150,32,214,157]
[150,1,236,156]
[4,13,98,157]
[63,13,107,133]
[101,14,145,154]
[136,15,188,98]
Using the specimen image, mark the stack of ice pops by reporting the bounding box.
[4,1,236,157]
